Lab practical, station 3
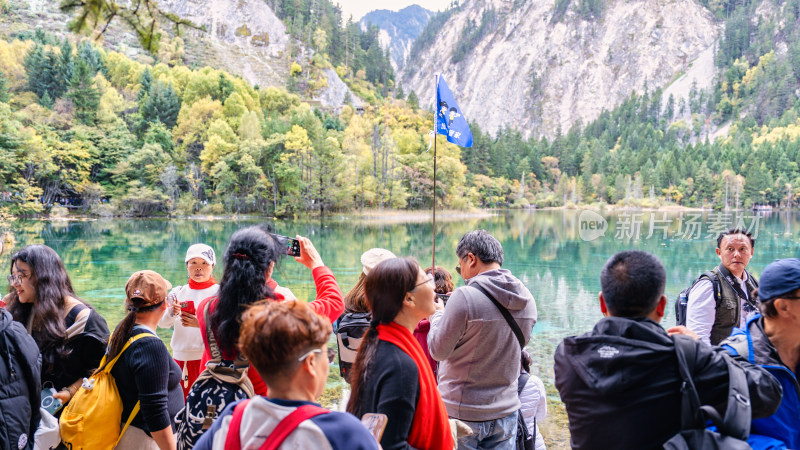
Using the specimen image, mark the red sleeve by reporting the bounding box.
[307,266,345,324]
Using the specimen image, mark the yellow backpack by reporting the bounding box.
[59,333,158,449]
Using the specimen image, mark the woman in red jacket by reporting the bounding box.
[196,225,344,396]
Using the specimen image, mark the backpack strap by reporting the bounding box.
[260,405,330,450]
[223,399,252,450]
[104,332,157,446]
[203,300,223,362]
[470,284,526,349]
[721,334,752,363]
[517,372,530,396]
[672,335,751,440]
[696,271,722,305]
[100,332,159,373]
[672,335,703,430]
[224,403,331,450]
[115,401,141,447]
[699,353,751,440]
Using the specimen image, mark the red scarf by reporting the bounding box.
[377,321,454,450]
[188,277,216,290]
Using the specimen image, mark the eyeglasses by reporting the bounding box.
[412,274,435,290]
[298,348,323,362]
[455,264,461,276]
[7,273,29,286]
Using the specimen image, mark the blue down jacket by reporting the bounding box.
[722,314,800,449]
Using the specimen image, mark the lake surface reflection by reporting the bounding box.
[6,209,800,384]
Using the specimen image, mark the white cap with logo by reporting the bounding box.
[185,243,216,266]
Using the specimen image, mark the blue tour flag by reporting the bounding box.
[436,75,473,148]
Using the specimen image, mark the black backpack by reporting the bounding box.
[674,271,721,326]
[335,311,371,382]
[664,335,751,449]
[516,372,534,450]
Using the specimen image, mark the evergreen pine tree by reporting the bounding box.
[68,59,100,125]
[218,73,234,103]
[141,81,181,129]
[395,82,404,100]
[78,41,107,76]
[40,90,53,108]
[59,39,75,90]
[407,90,419,109]
[24,43,47,98]
[0,71,9,103]
[44,50,67,99]
[137,69,153,104]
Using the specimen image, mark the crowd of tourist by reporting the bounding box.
[0,225,797,450]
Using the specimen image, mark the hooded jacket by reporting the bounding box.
[428,268,537,421]
[554,316,782,450]
[723,315,800,449]
[0,308,41,450]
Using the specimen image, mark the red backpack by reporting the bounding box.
[223,400,330,450]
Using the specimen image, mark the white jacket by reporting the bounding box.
[520,373,547,450]
[158,283,219,361]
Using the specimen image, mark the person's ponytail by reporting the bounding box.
[345,257,419,417]
[100,311,136,371]
[346,324,380,417]
[98,298,162,372]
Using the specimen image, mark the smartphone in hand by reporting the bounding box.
[361,413,388,443]
[274,234,301,257]
[41,386,63,416]
[180,300,196,316]
[436,293,450,306]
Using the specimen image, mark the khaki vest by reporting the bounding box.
[709,267,758,345]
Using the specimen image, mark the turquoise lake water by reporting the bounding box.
[6,209,800,384]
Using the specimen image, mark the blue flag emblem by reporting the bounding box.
[436,76,473,148]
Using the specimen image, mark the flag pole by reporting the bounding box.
[432,73,438,272]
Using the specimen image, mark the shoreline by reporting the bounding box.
[6,204,789,223]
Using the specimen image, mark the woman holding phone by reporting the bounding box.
[197,225,344,396]
[158,243,219,399]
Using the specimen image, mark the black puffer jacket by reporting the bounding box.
[0,308,41,450]
[554,316,782,450]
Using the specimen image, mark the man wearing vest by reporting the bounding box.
[687,228,759,345]
[428,230,538,450]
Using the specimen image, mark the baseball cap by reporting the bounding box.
[757,258,800,301]
[186,243,216,266]
[125,270,172,307]
[360,248,396,275]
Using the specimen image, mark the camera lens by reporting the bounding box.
[42,396,53,408]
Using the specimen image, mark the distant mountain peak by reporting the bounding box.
[360,5,434,71]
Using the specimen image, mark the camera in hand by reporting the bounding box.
[274,234,301,257]
[436,293,450,305]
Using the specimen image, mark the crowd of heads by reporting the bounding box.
[4,222,798,449]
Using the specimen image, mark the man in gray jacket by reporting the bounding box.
[428,230,538,450]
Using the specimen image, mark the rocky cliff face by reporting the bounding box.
[360,5,434,71]
[401,0,719,138]
[2,0,359,108]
